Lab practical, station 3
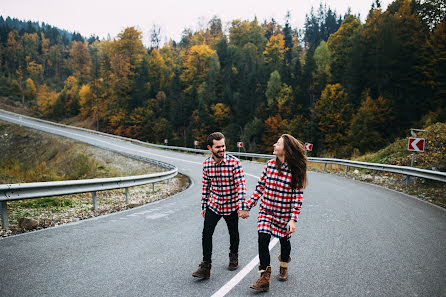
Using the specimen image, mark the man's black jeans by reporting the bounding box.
[258,232,291,270]
[202,209,239,263]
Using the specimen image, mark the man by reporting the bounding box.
[192,132,247,279]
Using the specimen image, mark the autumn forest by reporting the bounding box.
[0,0,444,157]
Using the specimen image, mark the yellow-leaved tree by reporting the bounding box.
[36,84,58,117]
[78,84,93,119]
[264,33,286,71]
[313,83,352,157]
[211,103,231,128]
[69,41,92,84]
[24,78,37,102]
[180,44,215,93]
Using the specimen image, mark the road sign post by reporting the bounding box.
[237,142,243,153]
[304,143,313,156]
[194,140,199,149]
[406,129,426,186]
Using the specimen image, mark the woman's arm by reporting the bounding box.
[243,163,268,210]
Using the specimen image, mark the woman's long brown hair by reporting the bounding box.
[277,134,308,189]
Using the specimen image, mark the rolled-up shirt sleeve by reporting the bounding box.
[201,164,210,210]
[291,189,303,222]
[233,161,247,210]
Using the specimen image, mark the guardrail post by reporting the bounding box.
[346,166,349,173]
[373,170,376,180]
[324,163,327,172]
[152,183,155,192]
[406,152,416,186]
[125,188,129,203]
[91,191,97,210]
[1,201,9,229]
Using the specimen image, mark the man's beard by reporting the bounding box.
[213,151,224,159]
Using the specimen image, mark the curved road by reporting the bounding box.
[0,109,445,297]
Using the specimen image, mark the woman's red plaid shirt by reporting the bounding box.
[241,159,303,238]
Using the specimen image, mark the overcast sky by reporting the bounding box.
[0,0,392,45]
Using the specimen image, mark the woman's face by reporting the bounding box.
[273,137,285,158]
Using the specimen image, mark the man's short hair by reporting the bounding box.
[207,132,225,147]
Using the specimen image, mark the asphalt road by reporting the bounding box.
[0,109,445,297]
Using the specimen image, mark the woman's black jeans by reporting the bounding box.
[202,209,239,263]
[258,232,291,270]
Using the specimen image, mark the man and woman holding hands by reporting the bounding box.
[192,132,308,292]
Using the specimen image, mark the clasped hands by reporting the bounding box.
[238,210,250,219]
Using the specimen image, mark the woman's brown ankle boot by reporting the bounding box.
[250,265,271,291]
[278,254,292,281]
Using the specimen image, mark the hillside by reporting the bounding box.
[349,122,446,208]
[358,122,446,172]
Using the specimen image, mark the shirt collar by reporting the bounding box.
[211,153,227,165]
[280,161,288,170]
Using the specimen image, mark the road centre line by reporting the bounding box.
[211,237,280,297]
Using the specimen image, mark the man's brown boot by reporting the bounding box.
[250,266,271,291]
[228,252,238,271]
[278,254,292,281]
[192,261,211,279]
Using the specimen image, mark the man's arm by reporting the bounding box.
[233,160,247,211]
[201,162,211,216]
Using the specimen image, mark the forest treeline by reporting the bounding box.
[0,0,444,157]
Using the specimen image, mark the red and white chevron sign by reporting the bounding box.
[408,137,425,152]
[304,143,313,151]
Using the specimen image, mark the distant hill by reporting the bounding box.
[0,15,98,45]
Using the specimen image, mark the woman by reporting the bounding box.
[239,134,308,292]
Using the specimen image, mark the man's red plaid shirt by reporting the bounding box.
[241,159,304,238]
[201,153,247,215]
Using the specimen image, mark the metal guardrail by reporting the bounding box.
[1,109,445,183]
[0,167,177,229]
[306,157,446,182]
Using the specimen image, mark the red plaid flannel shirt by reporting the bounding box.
[242,159,303,222]
[201,153,247,215]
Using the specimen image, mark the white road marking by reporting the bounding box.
[245,172,259,179]
[211,238,280,297]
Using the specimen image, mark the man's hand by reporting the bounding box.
[201,210,206,218]
[287,220,296,234]
[238,210,250,219]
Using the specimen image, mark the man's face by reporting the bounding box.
[208,138,226,160]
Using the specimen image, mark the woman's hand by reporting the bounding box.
[238,210,250,219]
[287,220,296,234]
